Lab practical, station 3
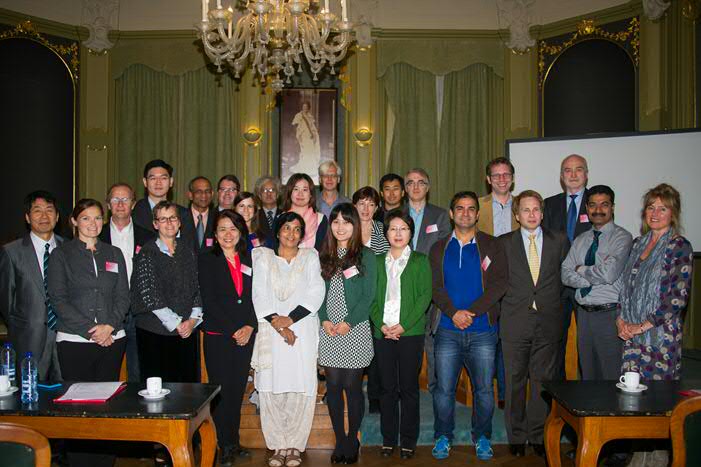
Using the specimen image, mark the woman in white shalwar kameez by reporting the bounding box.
[251,211,325,467]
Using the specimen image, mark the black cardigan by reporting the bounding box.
[198,249,257,337]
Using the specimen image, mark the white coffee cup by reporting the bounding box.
[0,375,9,392]
[619,371,640,389]
[146,377,163,396]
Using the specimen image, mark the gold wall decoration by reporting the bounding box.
[682,0,701,20]
[538,17,639,90]
[0,20,80,81]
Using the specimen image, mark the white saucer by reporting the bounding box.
[0,387,19,397]
[616,382,647,394]
[138,388,170,401]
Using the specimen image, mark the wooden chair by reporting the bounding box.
[671,395,701,467]
[0,422,51,467]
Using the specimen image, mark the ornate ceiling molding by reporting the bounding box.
[81,0,119,53]
[642,0,671,21]
[496,0,536,53]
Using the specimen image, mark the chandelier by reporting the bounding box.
[197,0,355,92]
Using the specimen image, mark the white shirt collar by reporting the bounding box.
[30,231,56,250]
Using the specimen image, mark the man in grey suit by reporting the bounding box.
[405,168,451,393]
[0,191,63,381]
[499,190,569,458]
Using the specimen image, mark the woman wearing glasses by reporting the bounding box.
[131,200,203,383]
[369,209,432,460]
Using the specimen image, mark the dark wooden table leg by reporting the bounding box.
[545,400,566,467]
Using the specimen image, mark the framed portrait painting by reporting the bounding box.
[279,88,337,185]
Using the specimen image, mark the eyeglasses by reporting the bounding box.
[218,188,238,193]
[489,173,513,180]
[261,188,276,193]
[156,216,180,224]
[110,197,131,204]
[405,180,428,188]
[388,227,411,233]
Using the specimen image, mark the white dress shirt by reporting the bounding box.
[30,231,57,278]
[110,219,135,285]
[383,246,412,326]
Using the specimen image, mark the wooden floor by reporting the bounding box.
[112,445,575,466]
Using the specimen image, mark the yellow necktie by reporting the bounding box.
[528,234,540,310]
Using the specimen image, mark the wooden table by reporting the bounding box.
[543,380,699,467]
[0,382,220,467]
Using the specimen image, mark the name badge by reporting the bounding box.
[105,261,119,273]
[425,224,439,234]
[241,264,252,276]
[251,237,261,248]
[135,245,142,254]
[481,256,492,271]
[579,214,590,223]
[205,238,214,247]
[343,266,359,279]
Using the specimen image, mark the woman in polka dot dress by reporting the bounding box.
[318,203,377,464]
[616,184,693,381]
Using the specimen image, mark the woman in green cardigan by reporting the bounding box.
[318,203,377,464]
[370,209,432,460]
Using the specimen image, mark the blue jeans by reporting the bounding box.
[432,326,497,441]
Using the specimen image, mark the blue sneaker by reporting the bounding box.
[475,435,493,461]
[432,435,451,460]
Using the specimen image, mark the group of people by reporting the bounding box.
[0,153,693,466]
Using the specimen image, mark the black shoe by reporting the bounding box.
[368,399,381,414]
[330,453,345,464]
[219,446,235,467]
[380,446,394,457]
[509,444,526,457]
[231,445,250,457]
[603,453,631,467]
[532,443,546,457]
[400,448,415,459]
[497,399,505,410]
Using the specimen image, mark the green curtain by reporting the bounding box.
[115,64,243,204]
[438,63,504,204]
[382,63,439,195]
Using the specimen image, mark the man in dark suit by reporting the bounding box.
[184,176,216,250]
[132,159,194,243]
[543,154,591,379]
[500,190,569,458]
[99,183,154,382]
[216,174,240,212]
[0,191,64,381]
[405,168,451,393]
[253,175,281,241]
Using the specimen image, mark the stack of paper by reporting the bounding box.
[54,382,126,404]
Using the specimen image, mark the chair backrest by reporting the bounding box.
[671,395,701,467]
[0,422,51,467]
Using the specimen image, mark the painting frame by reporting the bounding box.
[279,88,338,185]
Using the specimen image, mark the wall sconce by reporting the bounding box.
[354,128,373,147]
[243,127,262,146]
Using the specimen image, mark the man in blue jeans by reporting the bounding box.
[428,191,508,461]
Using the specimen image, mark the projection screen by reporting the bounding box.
[507,129,701,251]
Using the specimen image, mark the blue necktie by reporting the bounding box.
[43,243,57,331]
[579,230,601,298]
[566,194,577,242]
[196,213,205,247]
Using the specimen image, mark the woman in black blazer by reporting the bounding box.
[199,210,257,466]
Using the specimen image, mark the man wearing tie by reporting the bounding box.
[0,191,64,381]
[254,175,281,239]
[187,176,215,250]
[500,190,569,458]
[543,154,591,378]
[561,185,632,380]
[99,183,154,382]
[405,168,451,393]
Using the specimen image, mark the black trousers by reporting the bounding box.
[136,327,199,383]
[58,339,126,467]
[323,366,365,457]
[374,335,424,449]
[203,333,254,449]
[365,356,381,403]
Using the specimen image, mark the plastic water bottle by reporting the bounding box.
[21,352,38,403]
[1,343,16,387]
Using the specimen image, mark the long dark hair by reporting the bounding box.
[281,173,317,212]
[320,203,364,280]
[212,209,249,259]
[234,191,268,243]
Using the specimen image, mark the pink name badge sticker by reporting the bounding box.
[135,245,142,254]
[206,238,214,247]
[425,224,439,234]
[343,266,359,279]
[105,261,119,273]
[580,214,589,223]
[481,256,492,271]
[251,237,261,248]
[241,264,252,276]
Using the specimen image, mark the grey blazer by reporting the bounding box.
[47,238,130,340]
[412,203,451,255]
[499,228,569,343]
[0,233,64,361]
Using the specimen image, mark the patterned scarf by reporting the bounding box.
[619,230,671,348]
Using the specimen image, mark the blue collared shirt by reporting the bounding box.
[409,205,425,250]
[492,195,513,237]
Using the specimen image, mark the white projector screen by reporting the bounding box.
[507,129,701,251]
